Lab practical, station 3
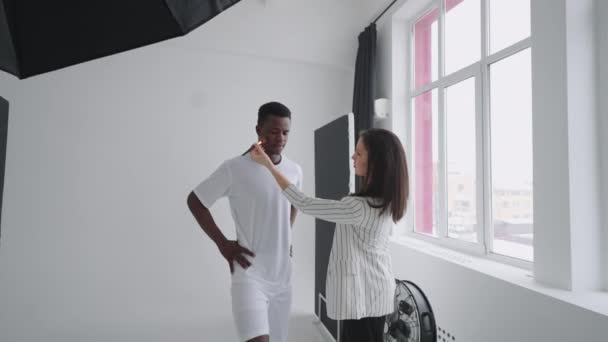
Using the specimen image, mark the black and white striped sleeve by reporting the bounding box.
[282,184,365,226]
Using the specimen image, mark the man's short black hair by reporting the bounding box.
[258,101,291,125]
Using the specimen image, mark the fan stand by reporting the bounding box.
[315,292,341,342]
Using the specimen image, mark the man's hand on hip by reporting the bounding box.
[218,240,255,274]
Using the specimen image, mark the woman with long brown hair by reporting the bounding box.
[250,128,409,342]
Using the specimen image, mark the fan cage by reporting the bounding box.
[384,280,437,342]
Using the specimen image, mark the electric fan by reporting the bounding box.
[384,279,436,342]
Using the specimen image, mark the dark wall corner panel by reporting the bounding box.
[314,114,353,339]
[0,97,8,242]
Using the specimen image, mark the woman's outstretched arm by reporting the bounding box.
[250,142,365,226]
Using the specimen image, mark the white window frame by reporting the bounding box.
[404,0,533,269]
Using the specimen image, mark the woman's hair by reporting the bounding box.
[353,128,409,222]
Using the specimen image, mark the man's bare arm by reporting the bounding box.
[187,192,254,273]
[290,205,298,227]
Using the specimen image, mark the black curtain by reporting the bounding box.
[352,23,377,138]
[352,24,376,192]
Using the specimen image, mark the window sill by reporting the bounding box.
[390,234,608,317]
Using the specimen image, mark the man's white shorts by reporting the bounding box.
[231,279,292,342]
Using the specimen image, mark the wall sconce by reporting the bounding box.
[374,98,390,119]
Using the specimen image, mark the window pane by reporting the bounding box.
[490,49,533,261]
[489,0,530,54]
[446,78,478,243]
[413,7,439,88]
[413,89,439,236]
[444,0,481,75]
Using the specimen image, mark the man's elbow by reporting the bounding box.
[187,191,208,211]
[187,191,198,210]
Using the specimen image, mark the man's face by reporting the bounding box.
[256,115,291,156]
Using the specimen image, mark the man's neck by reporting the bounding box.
[270,154,282,165]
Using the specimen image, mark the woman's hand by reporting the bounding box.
[250,141,274,169]
[250,141,291,190]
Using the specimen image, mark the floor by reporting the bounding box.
[288,314,334,342]
[0,313,333,342]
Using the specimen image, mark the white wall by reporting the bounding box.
[528,0,602,292]
[390,239,608,342]
[0,1,378,341]
[529,0,574,290]
[597,0,608,290]
[564,0,601,292]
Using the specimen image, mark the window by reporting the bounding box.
[408,0,533,263]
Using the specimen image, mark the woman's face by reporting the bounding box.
[352,137,368,177]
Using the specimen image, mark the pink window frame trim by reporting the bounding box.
[413,0,463,235]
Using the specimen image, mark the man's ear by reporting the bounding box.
[255,125,261,136]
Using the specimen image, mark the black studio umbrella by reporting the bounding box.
[0,0,241,79]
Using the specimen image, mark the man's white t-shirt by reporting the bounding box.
[194,153,302,286]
